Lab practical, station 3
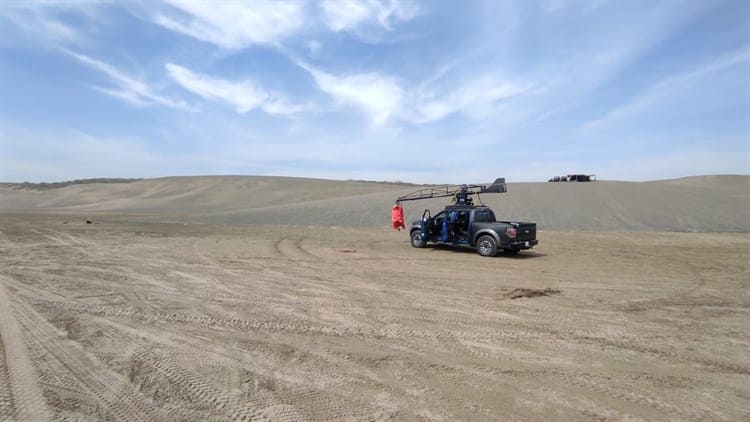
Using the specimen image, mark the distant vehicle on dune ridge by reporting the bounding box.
[548,174,596,182]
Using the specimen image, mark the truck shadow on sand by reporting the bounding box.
[429,245,546,259]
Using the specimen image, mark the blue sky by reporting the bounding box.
[1,0,748,183]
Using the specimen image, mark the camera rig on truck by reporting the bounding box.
[395,178,508,207]
[391,178,538,257]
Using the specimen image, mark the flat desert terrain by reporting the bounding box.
[0,176,748,421]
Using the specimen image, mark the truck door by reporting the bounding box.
[430,211,447,242]
[419,209,431,241]
[454,210,470,244]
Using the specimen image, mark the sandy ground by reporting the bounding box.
[1,212,748,421]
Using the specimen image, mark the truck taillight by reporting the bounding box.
[506,227,517,238]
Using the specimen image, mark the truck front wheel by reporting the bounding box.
[411,231,426,248]
[476,235,498,257]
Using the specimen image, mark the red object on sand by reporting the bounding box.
[391,204,405,230]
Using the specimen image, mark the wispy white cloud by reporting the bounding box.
[150,0,418,49]
[154,0,305,49]
[166,63,303,115]
[0,2,86,46]
[320,0,419,32]
[541,0,611,13]
[413,75,531,123]
[299,63,404,124]
[306,40,323,57]
[297,59,530,125]
[584,47,750,129]
[65,50,193,111]
[530,1,715,124]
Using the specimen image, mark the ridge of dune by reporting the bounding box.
[1,175,748,232]
[649,174,749,190]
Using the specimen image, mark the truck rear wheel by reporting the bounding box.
[476,235,498,257]
[411,230,426,248]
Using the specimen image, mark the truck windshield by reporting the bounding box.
[474,209,496,222]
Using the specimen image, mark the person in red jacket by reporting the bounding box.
[391,204,405,230]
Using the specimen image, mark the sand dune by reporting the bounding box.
[1,175,748,231]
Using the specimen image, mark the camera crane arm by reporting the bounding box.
[395,178,507,205]
[391,178,507,230]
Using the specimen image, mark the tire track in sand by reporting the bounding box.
[0,326,15,420]
[0,275,53,421]
[10,294,165,421]
[130,346,267,421]
[274,236,317,261]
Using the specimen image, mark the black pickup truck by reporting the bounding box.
[409,205,538,257]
